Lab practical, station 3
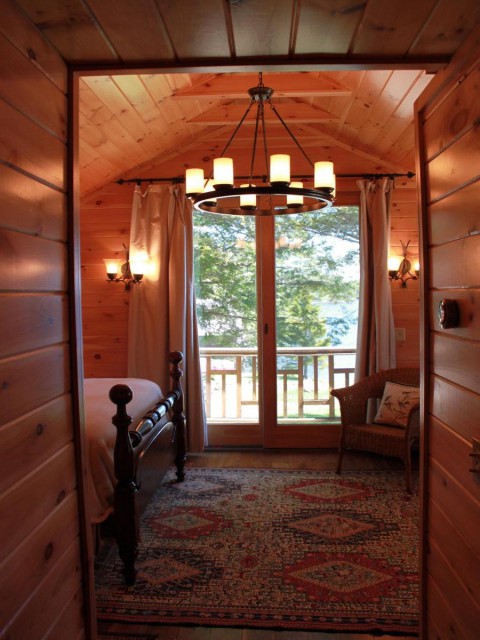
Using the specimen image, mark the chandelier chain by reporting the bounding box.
[260,97,270,184]
[249,96,261,185]
[268,99,314,169]
[218,98,255,162]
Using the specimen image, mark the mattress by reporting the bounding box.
[83,377,163,523]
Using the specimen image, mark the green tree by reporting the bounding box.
[193,206,359,348]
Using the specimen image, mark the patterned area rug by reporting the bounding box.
[95,468,419,633]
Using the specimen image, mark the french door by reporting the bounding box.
[259,214,357,448]
[193,206,359,448]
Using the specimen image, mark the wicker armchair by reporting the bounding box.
[331,368,420,493]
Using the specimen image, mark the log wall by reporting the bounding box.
[415,29,480,639]
[0,4,93,638]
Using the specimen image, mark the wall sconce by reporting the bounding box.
[104,244,147,290]
[388,240,419,288]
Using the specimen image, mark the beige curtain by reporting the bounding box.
[355,178,396,382]
[127,184,206,452]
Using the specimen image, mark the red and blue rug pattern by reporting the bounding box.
[95,468,419,633]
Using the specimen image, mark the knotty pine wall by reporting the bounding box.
[80,183,136,378]
[0,4,93,639]
[415,33,480,639]
[390,185,421,368]
[80,178,419,377]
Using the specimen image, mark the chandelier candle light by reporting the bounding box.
[185,73,335,216]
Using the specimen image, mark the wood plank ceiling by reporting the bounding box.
[13,0,480,197]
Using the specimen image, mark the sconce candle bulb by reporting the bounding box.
[388,240,419,288]
[104,243,146,290]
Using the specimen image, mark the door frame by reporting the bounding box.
[413,27,480,640]
[70,57,442,637]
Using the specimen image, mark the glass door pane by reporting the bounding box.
[193,210,260,445]
[274,207,359,425]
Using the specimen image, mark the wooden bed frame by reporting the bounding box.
[106,350,186,584]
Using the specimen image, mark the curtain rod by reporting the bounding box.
[116,171,414,186]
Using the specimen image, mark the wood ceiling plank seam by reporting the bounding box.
[409,0,480,56]
[140,74,175,103]
[151,0,180,61]
[354,70,424,148]
[80,76,153,142]
[329,70,368,139]
[229,0,292,58]
[187,100,338,125]
[77,85,159,165]
[78,79,108,115]
[351,0,438,56]
[345,69,393,149]
[80,166,123,196]
[16,0,120,62]
[155,0,231,59]
[111,75,166,127]
[79,138,124,173]
[294,0,367,55]
[172,72,353,99]
[352,69,401,140]
[404,0,443,55]
[373,118,417,163]
[289,121,405,172]
[221,0,237,58]
[115,153,193,186]
[373,73,433,159]
[345,0,371,56]
[79,112,148,165]
[115,129,219,180]
[386,128,417,167]
[334,140,411,174]
[79,0,122,59]
[288,0,301,57]
[339,69,392,138]
[79,124,138,173]
[139,75,196,130]
[85,0,176,62]
[320,71,366,137]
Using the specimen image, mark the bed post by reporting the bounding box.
[109,384,138,585]
[169,351,186,481]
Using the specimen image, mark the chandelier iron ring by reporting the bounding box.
[192,184,334,216]
[185,72,336,216]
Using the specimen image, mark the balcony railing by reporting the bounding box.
[199,347,355,422]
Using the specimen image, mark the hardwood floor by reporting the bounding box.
[97,449,419,640]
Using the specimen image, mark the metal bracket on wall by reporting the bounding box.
[469,438,480,475]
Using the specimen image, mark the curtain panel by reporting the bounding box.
[128,184,206,452]
[355,178,396,382]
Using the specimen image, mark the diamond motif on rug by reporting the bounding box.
[288,513,374,539]
[285,553,396,601]
[136,555,201,586]
[150,506,229,539]
[95,468,419,633]
[285,478,372,502]
[169,478,225,495]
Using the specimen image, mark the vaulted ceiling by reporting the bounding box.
[77,69,432,195]
[13,0,480,196]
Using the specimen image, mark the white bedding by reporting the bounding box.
[83,377,164,523]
